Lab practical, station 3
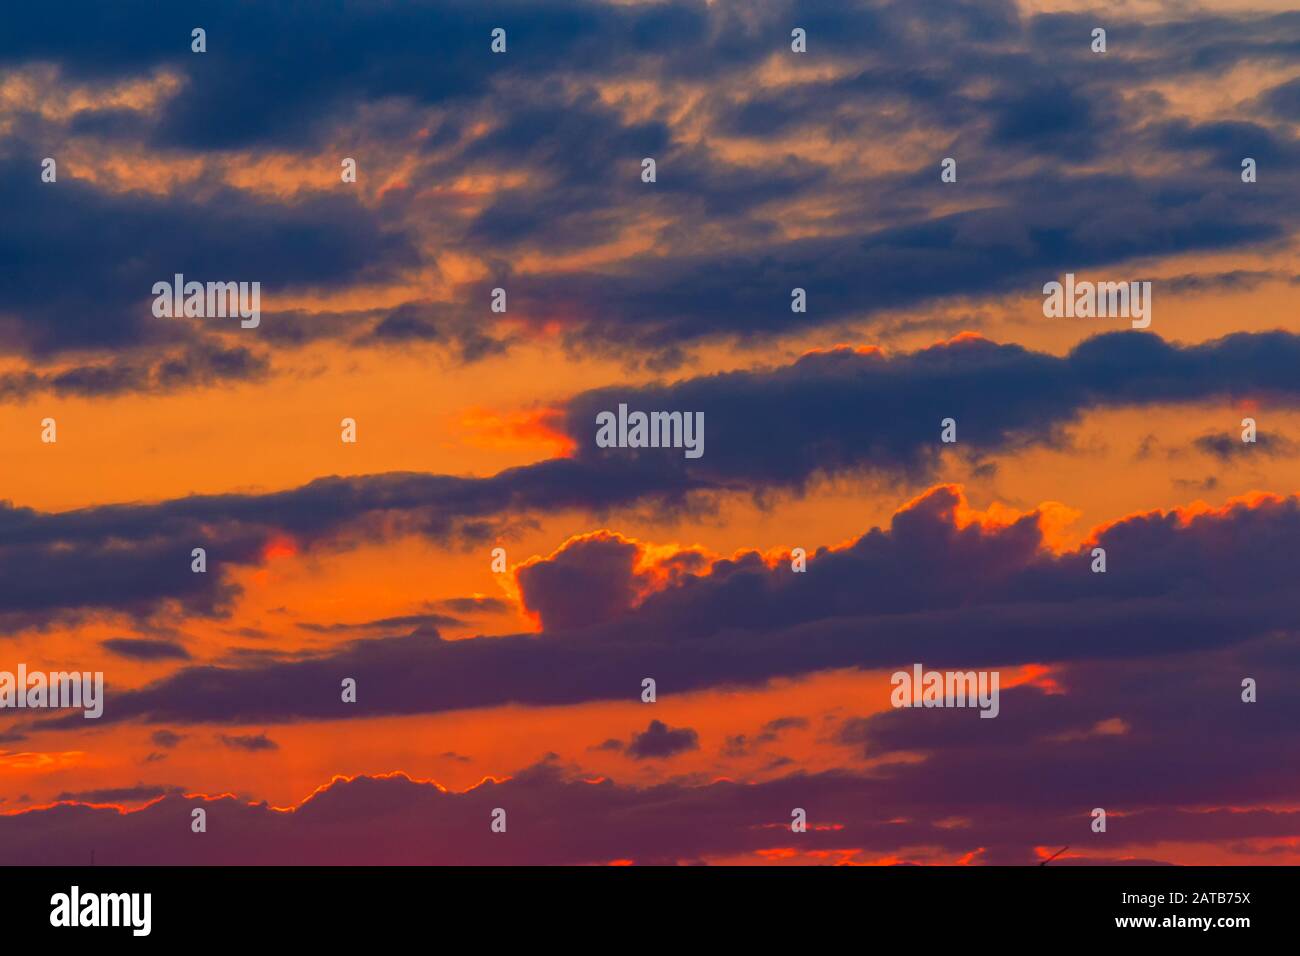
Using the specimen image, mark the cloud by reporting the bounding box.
[0,344,269,401]
[626,720,700,760]
[51,784,182,805]
[432,596,511,615]
[0,2,1296,367]
[1,0,1297,869]
[759,716,808,739]
[560,330,1300,489]
[514,531,709,630]
[101,638,192,661]
[5,330,1298,629]
[297,613,464,636]
[1261,75,1300,121]
[217,733,278,753]
[150,730,184,749]
[1194,431,1298,460]
[0,150,417,358]
[5,706,1300,865]
[33,484,1300,728]
[515,532,646,631]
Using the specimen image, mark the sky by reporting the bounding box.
[1,0,1298,865]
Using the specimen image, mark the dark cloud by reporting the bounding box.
[150,730,185,749]
[1157,118,1300,168]
[484,176,1288,354]
[1261,75,1300,121]
[722,735,751,758]
[3,331,1298,629]
[1194,430,1298,460]
[32,484,1300,728]
[0,1,1295,366]
[760,716,808,738]
[989,80,1108,158]
[828,644,1300,834]
[217,733,278,753]
[432,596,511,615]
[626,720,700,759]
[560,330,1300,489]
[515,532,645,631]
[368,304,445,344]
[0,1,681,147]
[418,5,1300,355]
[298,613,464,635]
[0,150,417,358]
[0,345,269,401]
[101,638,192,661]
[6,693,1299,866]
[52,784,181,805]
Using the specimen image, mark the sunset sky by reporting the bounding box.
[2,0,1299,865]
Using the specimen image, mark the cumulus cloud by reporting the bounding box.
[626,720,700,760]
[23,484,1300,729]
[4,331,1298,629]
